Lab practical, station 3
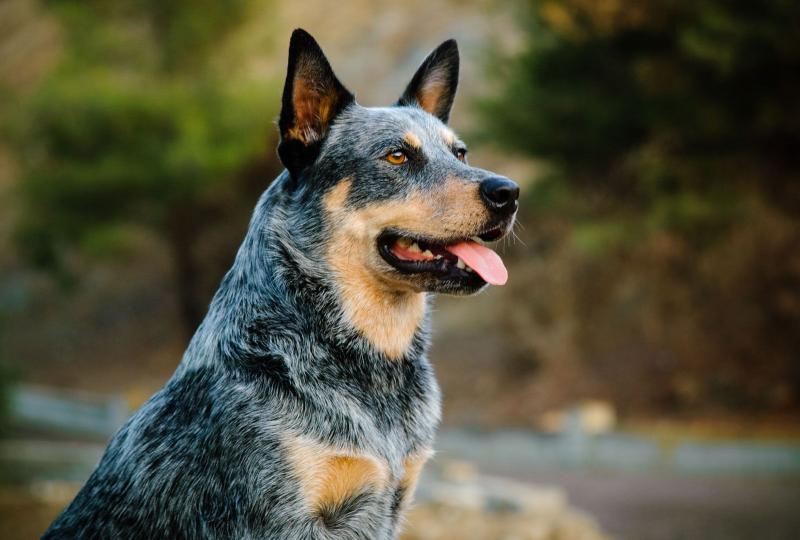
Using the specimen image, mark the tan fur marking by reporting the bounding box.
[323,178,487,359]
[398,449,433,509]
[440,128,455,146]
[324,178,485,247]
[404,132,422,149]
[335,267,426,360]
[285,436,389,512]
[288,68,338,144]
[324,177,351,209]
[417,74,448,116]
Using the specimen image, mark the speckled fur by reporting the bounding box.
[44,29,513,539]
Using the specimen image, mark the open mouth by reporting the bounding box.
[377,227,509,286]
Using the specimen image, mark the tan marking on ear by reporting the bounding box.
[288,71,339,144]
[440,128,455,146]
[397,449,433,510]
[404,132,422,149]
[285,436,389,513]
[417,72,448,116]
[323,176,487,359]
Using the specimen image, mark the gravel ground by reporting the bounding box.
[485,468,800,540]
[1,462,613,540]
[5,432,800,540]
[433,428,800,540]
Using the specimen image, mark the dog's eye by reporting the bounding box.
[386,150,408,165]
[456,148,467,162]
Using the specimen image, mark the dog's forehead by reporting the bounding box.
[331,105,457,147]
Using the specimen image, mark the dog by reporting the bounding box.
[43,29,519,539]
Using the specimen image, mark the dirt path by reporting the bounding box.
[483,467,800,540]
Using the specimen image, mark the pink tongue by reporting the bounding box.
[445,240,508,285]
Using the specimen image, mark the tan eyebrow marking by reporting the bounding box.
[404,132,422,149]
[440,127,455,146]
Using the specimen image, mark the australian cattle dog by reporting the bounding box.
[44,29,519,539]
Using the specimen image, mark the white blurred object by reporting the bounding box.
[539,400,617,435]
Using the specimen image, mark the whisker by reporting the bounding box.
[511,227,527,248]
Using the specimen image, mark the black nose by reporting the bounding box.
[479,176,520,215]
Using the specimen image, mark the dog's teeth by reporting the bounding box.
[434,254,443,259]
[408,242,422,253]
[422,249,434,259]
[397,237,412,248]
[456,258,466,269]
[466,266,473,272]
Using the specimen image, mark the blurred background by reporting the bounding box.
[1,0,799,538]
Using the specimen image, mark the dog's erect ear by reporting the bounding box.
[278,29,354,179]
[397,40,459,123]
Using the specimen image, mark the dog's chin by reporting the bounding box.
[414,273,489,296]
[376,226,509,296]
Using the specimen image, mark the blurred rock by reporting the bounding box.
[540,401,618,435]
[404,461,613,540]
[440,459,479,483]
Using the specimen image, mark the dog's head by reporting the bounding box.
[277,29,518,297]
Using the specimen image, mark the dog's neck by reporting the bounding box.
[334,273,428,359]
[181,174,431,374]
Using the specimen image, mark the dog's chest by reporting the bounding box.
[284,436,432,531]
[277,354,441,533]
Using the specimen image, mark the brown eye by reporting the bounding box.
[386,150,408,165]
[456,148,467,162]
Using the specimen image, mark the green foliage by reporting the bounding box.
[44,0,258,74]
[480,0,800,413]
[572,221,634,255]
[5,0,277,329]
[13,72,272,270]
[481,0,800,244]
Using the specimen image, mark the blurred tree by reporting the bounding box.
[483,0,800,219]
[481,0,800,413]
[8,0,277,335]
